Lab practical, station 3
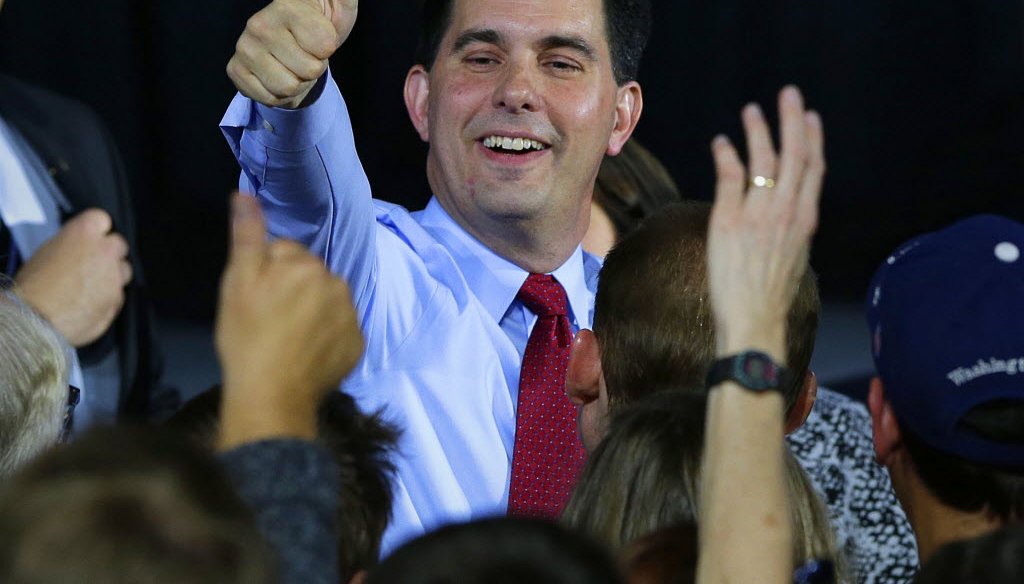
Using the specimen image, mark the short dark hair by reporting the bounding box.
[594,202,820,415]
[915,524,1024,584]
[621,522,699,584]
[414,0,652,85]
[0,426,273,584]
[366,517,622,584]
[593,139,683,240]
[900,400,1024,522]
[167,388,399,581]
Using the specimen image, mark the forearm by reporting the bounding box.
[698,321,792,584]
[699,382,791,584]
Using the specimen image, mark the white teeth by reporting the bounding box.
[482,135,547,151]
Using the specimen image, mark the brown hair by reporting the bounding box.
[620,522,698,584]
[561,391,840,570]
[0,426,274,584]
[414,0,652,85]
[166,387,398,582]
[594,201,820,414]
[367,517,623,584]
[593,139,683,241]
[915,523,1024,584]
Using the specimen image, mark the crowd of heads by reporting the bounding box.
[562,390,840,572]
[167,387,399,581]
[0,0,1022,582]
[0,427,274,584]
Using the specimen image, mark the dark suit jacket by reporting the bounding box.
[0,74,175,420]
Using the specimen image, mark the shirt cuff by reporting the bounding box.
[220,72,342,153]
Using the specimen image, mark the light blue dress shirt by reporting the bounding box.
[221,74,602,555]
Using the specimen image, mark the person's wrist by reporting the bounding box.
[716,318,787,364]
[217,378,320,450]
[217,404,318,450]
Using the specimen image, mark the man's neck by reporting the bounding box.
[899,471,1004,563]
[434,198,586,274]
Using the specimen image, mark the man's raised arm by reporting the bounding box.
[220,0,377,308]
[697,87,825,584]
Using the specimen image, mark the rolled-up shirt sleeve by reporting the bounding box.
[220,72,378,312]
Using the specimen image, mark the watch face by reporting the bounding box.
[733,352,780,391]
[707,351,787,393]
[743,356,777,382]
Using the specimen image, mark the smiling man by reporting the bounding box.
[221,0,647,553]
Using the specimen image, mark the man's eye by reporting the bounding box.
[546,60,582,73]
[466,56,499,66]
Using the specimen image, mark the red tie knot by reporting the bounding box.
[517,274,569,318]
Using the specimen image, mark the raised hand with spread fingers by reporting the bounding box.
[698,86,826,584]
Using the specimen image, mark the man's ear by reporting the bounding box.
[567,329,602,405]
[404,65,431,142]
[868,376,903,466]
[606,82,643,156]
[784,370,818,435]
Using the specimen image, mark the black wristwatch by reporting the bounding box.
[705,351,790,393]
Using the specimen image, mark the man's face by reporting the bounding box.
[407,0,640,257]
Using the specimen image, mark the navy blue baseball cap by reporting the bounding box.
[866,214,1024,467]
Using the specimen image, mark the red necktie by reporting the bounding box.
[507,273,587,519]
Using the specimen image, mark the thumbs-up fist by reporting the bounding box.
[216,193,363,446]
[227,0,358,109]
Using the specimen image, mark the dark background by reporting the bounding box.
[0,0,1021,322]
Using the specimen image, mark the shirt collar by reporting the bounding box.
[418,197,592,328]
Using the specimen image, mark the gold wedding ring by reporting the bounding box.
[750,175,776,189]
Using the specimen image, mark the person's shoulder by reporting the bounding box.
[0,74,111,161]
[0,75,96,121]
[788,386,919,582]
[786,386,875,476]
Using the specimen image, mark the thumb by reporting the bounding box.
[227,192,268,280]
[324,0,358,41]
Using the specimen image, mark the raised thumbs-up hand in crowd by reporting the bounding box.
[227,0,358,109]
[216,193,363,449]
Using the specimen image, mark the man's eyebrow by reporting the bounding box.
[452,29,503,52]
[537,35,598,61]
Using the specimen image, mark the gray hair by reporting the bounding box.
[0,285,71,478]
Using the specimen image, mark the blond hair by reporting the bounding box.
[563,391,845,577]
[0,286,71,478]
